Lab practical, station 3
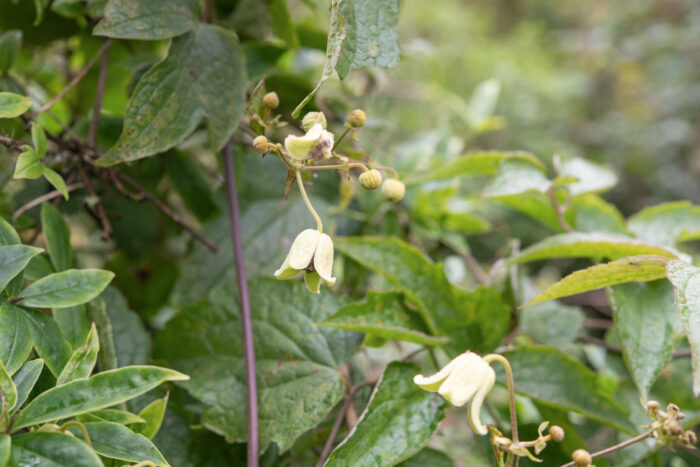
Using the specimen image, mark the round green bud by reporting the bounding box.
[359,169,382,190]
[572,449,592,466]
[253,135,269,154]
[381,179,405,202]
[302,112,327,131]
[262,92,279,109]
[348,109,366,128]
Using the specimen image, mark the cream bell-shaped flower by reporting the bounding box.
[274,229,336,294]
[413,351,496,435]
[284,124,335,161]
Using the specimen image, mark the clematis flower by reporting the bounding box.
[413,351,496,435]
[274,229,336,293]
[284,123,335,161]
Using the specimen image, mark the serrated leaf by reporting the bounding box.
[511,232,680,264]
[326,362,446,466]
[97,25,246,166]
[12,149,43,179]
[0,91,32,118]
[318,291,449,346]
[0,358,17,412]
[335,237,510,355]
[665,260,700,396]
[133,395,168,439]
[10,359,44,416]
[628,201,700,247]
[56,323,99,385]
[41,202,72,271]
[0,30,22,74]
[0,303,33,375]
[18,269,114,308]
[94,0,200,40]
[13,366,188,430]
[0,244,42,293]
[11,432,102,467]
[154,279,362,452]
[42,166,69,200]
[608,280,682,400]
[23,308,72,378]
[501,345,633,432]
[524,255,670,307]
[68,421,167,465]
[558,157,617,196]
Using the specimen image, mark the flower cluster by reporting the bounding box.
[274,229,335,294]
[644,400,697,449]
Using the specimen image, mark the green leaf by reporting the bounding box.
[336,0,400,79]
[42,166,69,200]
[318,291,449,346]
[94,0,200,40]
[501,345,633,432]
[30,122,47,158]
[0,303,33,375]
[102,286,150,367]
[326,362,446,466]
[557,157,617,196]
[23,308,72,378]
[40,202,72,271]
[0,217,20,246]
[54,304,90,349]
[511,232,680,264]
[569,194,628,234]
[18,269,114,308]
[12,366,188,430]
[524,255,670,307]
[155,279,362,451]
[266,0,299,48]
[334,237,510,355]
[10,432,102,467]
[665,260,700,396]
[0,91,32,118]
[608,280,682,400]
[166,150,218,222]
[0,434,9,467]
[133,395,168,439]
[399,448,454,467]
[87,296,119,372]
[0,30,22,74]
[96,24,246,166]
[67,421,167,465]
[466,78,501,128]
[23,254,54,281]
[10,359,44,416]
[0,244,42,293]
[519,297,584,350]
[51,0,86,19]
[0,358,17,412]
[79,409,145,425]
[56,323,99,385]
[12,149,43,179]
[628,201,700,247]
[482,158,551,197]
[491,192,563,231]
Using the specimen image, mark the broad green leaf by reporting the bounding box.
[31,122,47,157]
[13,366,188,430]
[665,260,700,396]
[18,269,114,308]
[94,0,200,40]
[482,158,551,197]
[335,0,400,79]
[326,362,446,466]
[334,237,510,355]
[266,0,298,48]
[12,149,43,179]
[0,244,41,292]
[23,254,54,281]
[79,409,145,425]
[0,358,17,412]
[628,201,700,247]
[133,395,168,439]
[400,448,454,467]
[54,304,90,349]
[0,217,20,245]
[56,323,99,385]
[155,279,362,451]
[0,30,22,74]
[10,432,102,467]
[569,194,628,234]
[97,25,246,166]
[0,303,33,375]
[40,202,72,271]
[318,291,449,346]
[42,166,69,200]
[608,280,682,400]
[68,421,167,465]
[102,286,148,367]
[466,78,501,128]
[0,434,8,467]
[501,345,633,432]
[166,150,218,222]
[87,296,118,372]
[491,192,563,231]
[10,359,44,415]
[51,0,86,19]
[558,157,617,196]
[511,232,680,264]
[23,308,71,378]
[0,91,32,118]
[524,255,670,307]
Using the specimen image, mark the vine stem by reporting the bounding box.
[483,354,519,452]
[559,430,654,467]
[223,143,259,467]
[296,170,323,232]
[547,186,574,233]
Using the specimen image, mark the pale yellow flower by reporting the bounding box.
[274,229,335,293]
[284,123,335,161]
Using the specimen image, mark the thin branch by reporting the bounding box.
[547,186,574,233]
[34,39,112,116]
[222,142,258,467]
[583,318,613,330]
[559,430,654,467]
[77,157,112,241]
[88,40,110,148]
[0,135,26,151]
[13,183,85,221]
[459,251,490,285]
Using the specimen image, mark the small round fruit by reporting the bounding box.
[359,169,382,190]
[549,425,565,442]
[381,179,405,202]
[262,92,279,109]
[348,109,366,128]
[572,449,592,466]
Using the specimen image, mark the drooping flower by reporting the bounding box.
[284,123,335,161]
[274,229,336,293]
[413,351,496,435]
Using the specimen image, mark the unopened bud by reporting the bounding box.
[359,169,382,190]
[549,425,565,442]
[348,109,366,128]
[253,135,269,154]
[572,449,592,466]
[262,92,279,109]
[647,400,659,411]
[381,179,405,202]
[302,112,327,131]
[681,430,697,446]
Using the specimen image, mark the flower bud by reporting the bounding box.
[549,425,565,442]
[359,169,382,190]
[262,92,279,109]
[681,430,697,447]
[348,109,366,128]
[302,112,327,131]
[381,179,405,202]
[572,449,592,466]
[253,135,269,154]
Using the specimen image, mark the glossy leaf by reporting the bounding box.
[12,148,43,179]
[10,359,44,415]
[318,291,449,346]
[68,421,167,465]
[18,269,114,308]
[0,29,21,74]
[23,308,71,377]
[0,244,42,293]
[80,409,145,425]
[53,304,90,349]
[40,202,72,271]
[326,362,446,466]
[0,358,17,412]
[628,201,700,247]
[94,0,200,40]
[0,91,32,118]
[0,302,33,375]
[10,432,102,467]
[133,395,168,439]
[97,24,246,166]
[87,296,118,372]
[608,280,682,400]
[30,122,46,157]
[13,366,188,430]
[0,434,8,467]
[56,323,99,385]
[524,255,670,307]
[0,217,20,245]
[42,166,69,200]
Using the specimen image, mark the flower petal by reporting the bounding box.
[437,353,487,406]
[467,365,496,435]
[288,229,321,270]
[304,270,321,294]
[284,124,323,160]
[314,233,335,284]
[273,249,298,280]
[413,351,470,392]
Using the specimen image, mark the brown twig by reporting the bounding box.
[0,135,26,151]
[547,186,574,233]
[13,183,85,221]
[583,318,613,329]
[88,40,110,148]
